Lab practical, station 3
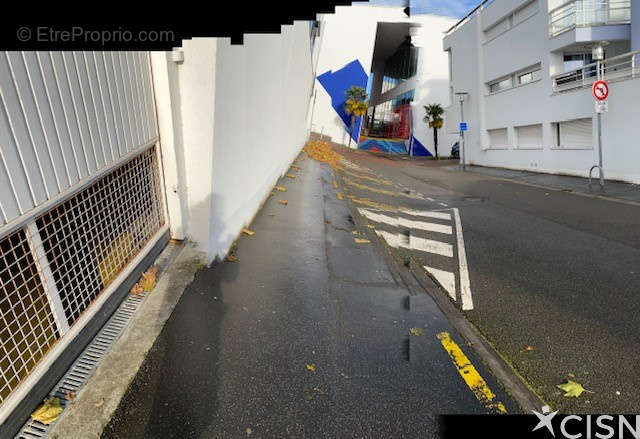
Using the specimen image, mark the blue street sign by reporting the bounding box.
[459,122,467,132]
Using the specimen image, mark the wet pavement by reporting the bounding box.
[101,155,517,438]
[332,148,640,414]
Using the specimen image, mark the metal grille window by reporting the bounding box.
[0,229,59,404]
[36,147,164,324]
[0,146,164,406]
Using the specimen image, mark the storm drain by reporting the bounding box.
[15,292,148,438]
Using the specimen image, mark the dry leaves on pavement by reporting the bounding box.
[409,327,424,336]
[275,186,287,192]
[278,200,288,205]
[306,364,316,372]
[242,228,255,236]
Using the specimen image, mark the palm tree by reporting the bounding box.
[344,86,368,147]
[423,104,444,159]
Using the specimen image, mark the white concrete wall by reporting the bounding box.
[444,0,640,182]
[210,22,315,260]
[152,22,317,261]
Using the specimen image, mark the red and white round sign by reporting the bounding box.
[592,80,609,101]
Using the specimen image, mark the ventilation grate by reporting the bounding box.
[15,292,147,438]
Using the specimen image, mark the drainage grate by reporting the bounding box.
[15,292,147,438]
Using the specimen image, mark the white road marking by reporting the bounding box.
[410,234,453,257]
[402,209,451,221]
[453,208,473,310]
[375,229,402,248]
[424,266,456,300]
[399,217,452,234]
[439,202,449,207]
[427,197,435,202]
[358,209,452,235]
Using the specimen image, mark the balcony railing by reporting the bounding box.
[551,50,640,92]
[549,0,631,37]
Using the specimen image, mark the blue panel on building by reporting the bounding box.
[359,138,408,154]
[410,135,432,157]
[317,60,368,143]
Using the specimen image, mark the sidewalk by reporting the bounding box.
[443,164,640,204]
[48,152,521,438]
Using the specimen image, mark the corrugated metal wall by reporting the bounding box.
[0,51,159,229]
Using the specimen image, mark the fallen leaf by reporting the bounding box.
[521,345,535,353]
[557,380,593,397]
[226,254,239,262]
[291,165,301,170]
[313,387,325,395]
[246,427,253,436]
[65,390,76,401]
[168,238,184,245]
[242,228,255,236]
[130,282,144,296]
[306,364,316,372]
[140,266,158,292]
[305,394,313,402]
[409,327,424,336]
[278,199,288,205]
[31,397,63,424]
[95,399,104,408]
[275,186,287,192]
[332,180,338,188]
[285,174,297,179]
[568,373,575,378]
[352,231,359,235]
[354,238,370,244]
[366,224,375,229]
[336,192,343,200]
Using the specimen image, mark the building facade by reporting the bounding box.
[0,21,320,433]
[310,4,459,157]
[444,0,640,182]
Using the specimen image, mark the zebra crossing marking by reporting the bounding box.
[357,208,452,235]
[453,208,473,311]
[424,266,456,300]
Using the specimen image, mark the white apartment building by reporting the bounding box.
[444,0,639,182]
[311,3,459,157]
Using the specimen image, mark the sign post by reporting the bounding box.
[589,77,608,189]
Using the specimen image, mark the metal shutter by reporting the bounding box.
[559,118,592,148]
[488,128,509,148]
[516,124,542,148]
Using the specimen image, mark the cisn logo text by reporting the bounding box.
[533,406,640,439]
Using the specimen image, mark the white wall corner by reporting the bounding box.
[150,51,188,241]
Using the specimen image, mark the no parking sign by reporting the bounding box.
[592,80,609,101]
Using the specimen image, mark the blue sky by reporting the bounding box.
[367,0,481,18]
[412,0,479,17]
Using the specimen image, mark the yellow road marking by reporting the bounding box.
[346,195,399,211]
[338,168,394,186]
[436,332,507,414]
[342,177,422,199]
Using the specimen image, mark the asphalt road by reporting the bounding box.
[334,148,640,414]
[101,156,516,439]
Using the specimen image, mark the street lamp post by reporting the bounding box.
[455,92,468,170]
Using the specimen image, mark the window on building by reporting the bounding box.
[487,128,509,148]
[489,77,512,93]
[517,66,541,85]
[553,118,593,148]
[515,124,543,148]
